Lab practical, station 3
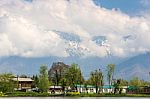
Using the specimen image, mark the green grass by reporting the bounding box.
[1,92,150,97]
[4,92,60,97]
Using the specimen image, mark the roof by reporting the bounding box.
[75,84,114,88]
[76,84,94,88]
[49,86,62,89]
[128,86,138,90]
[12,78,34,82]
[102,85,114,89]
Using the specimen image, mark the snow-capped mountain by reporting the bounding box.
[53,30,111,57]
[53,30,90,57]
[92,36,106,46]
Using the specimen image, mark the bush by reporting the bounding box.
[5,92,51,97]
[0,92,5,96]
[65,92,80,96]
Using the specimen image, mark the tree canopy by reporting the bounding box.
[38,65,49,92]
[0,73,15,93]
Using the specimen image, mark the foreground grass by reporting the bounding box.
[1,92,150,97]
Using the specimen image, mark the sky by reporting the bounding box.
[0,0,150,58]
[94,0,150,16]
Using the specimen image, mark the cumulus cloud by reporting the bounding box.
[0,0,150,58]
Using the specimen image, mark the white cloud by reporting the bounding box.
[0,0,150,58]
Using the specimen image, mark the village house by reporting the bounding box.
[12,77,34,92]
[76,85,115,93]
[75,85,128,93]
[49,86,63,94]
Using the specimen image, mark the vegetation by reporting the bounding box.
[38,65,49,92]
[87,69,103,93]
[32,75,39,88]
[65,63,84,90]
[48,62,69,86]
[0,73,15,93]
[107,64,115,87]
[0,62,149,97]
[130,77,143,87]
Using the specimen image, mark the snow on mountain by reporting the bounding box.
[92,36,106,46]
[53,30,111,57]
[52,30,113,57]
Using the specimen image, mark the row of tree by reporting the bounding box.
[0,62,149,93]
[36,62,150,93]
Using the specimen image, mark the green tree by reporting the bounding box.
[113,79,121,94]
[0,73,15,93]
[19,74,28,78]
[120,79,128,86]
[38,65,49,92]
[88,69,103,93]
[32,75,39,88]
[107,64,115,87]
[48,62,69,86]
[129,77,142,87]
[65,63,84,90]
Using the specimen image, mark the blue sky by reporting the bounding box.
[25,0,150,15]
[93,0,150,16]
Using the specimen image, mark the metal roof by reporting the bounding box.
[49,86,62,88]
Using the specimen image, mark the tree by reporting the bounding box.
[129,77,142,87]
[113,79,121,94]
[120,79,128,86]
[88,69,103,93]
[19,74,28,78]
[38,65,49,92]
[48,62,69,86]
[32,75,39,88]
[0,73,15,93]
[107,64,115,87]
[65,63,84,90]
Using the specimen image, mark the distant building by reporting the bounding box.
[75,85,128,93]
[127,86,150,94]
[12,77,34,92]
[49,86,63,94]
[75,85,115,93]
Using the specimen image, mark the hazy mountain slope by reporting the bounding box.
[0,53,149,81]
[0,56,123,78]
[115,52,150,81]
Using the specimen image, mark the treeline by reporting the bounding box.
[0,62,149,94]
[34,62,150,93]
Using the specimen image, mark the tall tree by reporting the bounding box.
[65,63,84,90]
[48,62,69,86]
[38,65,49,92]
[107,64,115,87]
[32,75,39,88]
[88,69,103,93]
[113,79,121,94]
[0,73,15,93]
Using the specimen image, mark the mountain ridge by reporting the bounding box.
[0,53,149,81]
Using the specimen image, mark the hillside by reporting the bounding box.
[115,52,150,81]
[0,53,149,81]
[0,56,122,78]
